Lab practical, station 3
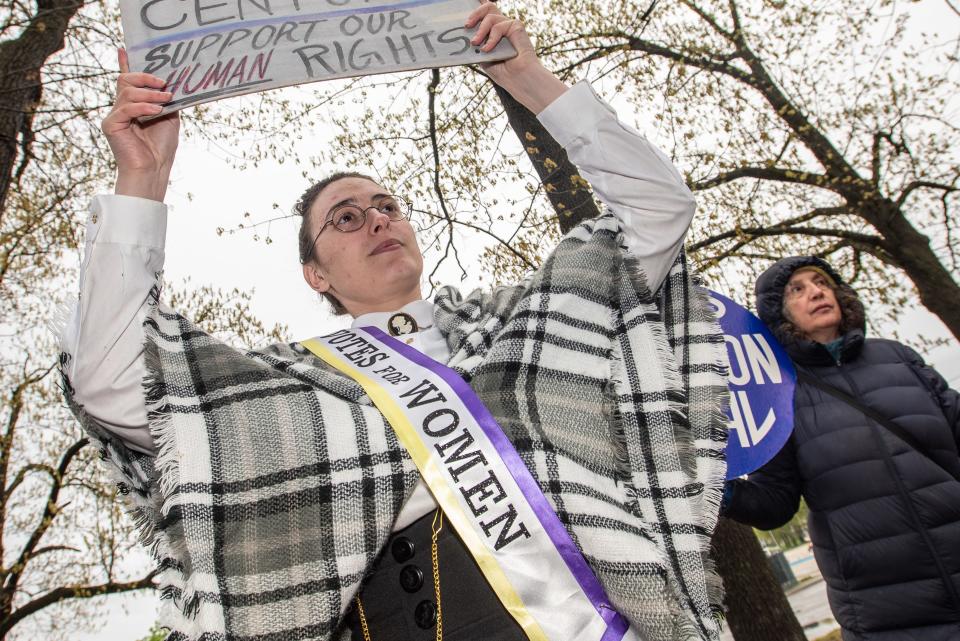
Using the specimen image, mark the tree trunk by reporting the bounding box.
[490,83,600,233]
[493,81,807,641]
[712,518,807,641]
[0,0,84,218]
[872,203,960,341]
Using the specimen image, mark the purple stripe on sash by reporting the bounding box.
[361,326,630,640]
[600,610,630,641]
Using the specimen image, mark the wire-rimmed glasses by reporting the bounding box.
[302,195,412,264]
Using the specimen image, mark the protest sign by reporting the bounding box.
[709,291,796,479]
[120,0,517,113]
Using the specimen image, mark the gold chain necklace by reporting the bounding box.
[355,509,444,641]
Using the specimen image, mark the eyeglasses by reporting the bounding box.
[302,195,412,264]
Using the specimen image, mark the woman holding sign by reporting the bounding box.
[60,3,730,641]
[723,256,960,641]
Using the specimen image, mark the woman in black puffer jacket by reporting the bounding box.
[722,256,960,641]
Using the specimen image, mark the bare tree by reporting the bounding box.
[532,0,959,338]
[0,3,292,637]
[0,0,83,216]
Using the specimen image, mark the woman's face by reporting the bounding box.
[301,177,423,316]
[782,268,843,343]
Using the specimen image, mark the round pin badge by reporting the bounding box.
[387,312,418,336]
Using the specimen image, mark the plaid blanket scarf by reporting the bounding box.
[63,212,729,641]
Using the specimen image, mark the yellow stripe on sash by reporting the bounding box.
[300,338,547,641]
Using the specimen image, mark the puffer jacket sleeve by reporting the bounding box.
[722,437,802,530]
[900,343,960,449]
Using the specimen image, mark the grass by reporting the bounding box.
[812,630,841,641]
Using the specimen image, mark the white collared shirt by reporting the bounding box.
[352,299,448,362]
[60,81,696,528]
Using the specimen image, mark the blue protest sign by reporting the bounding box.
[708,291,796,479]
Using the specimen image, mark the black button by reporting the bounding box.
[116,482,129,495]
[391,536,415,562]
[346,604,360,625]
[399,565,424,592]
[414,600,437,629]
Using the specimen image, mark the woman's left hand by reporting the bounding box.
[465,2,539,82]
[464,2,568,112]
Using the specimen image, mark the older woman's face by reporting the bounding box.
[782,268,843,343]
[301,177,423,316]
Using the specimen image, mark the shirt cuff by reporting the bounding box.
[87,194,167,248]
[536,80,616,149]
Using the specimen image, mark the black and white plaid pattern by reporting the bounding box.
[436,215,728,640]
[63,213,728,641]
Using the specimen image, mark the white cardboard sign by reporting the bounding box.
[121,0,516,113]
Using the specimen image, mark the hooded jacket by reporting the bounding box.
[724,256,960,641]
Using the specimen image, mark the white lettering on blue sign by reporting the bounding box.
[728,390,776,448]
[724,334,783,386]
[724,334,781,446]
[709,291,796,479]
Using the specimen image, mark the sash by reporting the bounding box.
[301,327,636,641]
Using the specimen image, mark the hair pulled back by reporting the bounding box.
[294,171,379,316]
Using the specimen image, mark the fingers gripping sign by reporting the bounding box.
[105,48,181,202]
[106,0,568,199]
[464,1,569,114]
[465,1,539,81]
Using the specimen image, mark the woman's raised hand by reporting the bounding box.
[465,2,568,114]
[102,49,180,202]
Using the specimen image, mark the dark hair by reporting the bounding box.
[777,281,866,343]
[294,171,379,316]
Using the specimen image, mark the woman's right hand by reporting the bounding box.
[102,48,180,202]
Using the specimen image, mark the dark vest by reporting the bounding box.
[347,509,526,641]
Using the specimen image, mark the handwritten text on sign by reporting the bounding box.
[121,0,516,113]
[709,291,797,479]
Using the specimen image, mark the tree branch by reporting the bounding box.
[425,69,466,287]
[419,210,537,270]
[613,32,754,85]
[426,69,453,225]
[871,128,910,187]
[688,206,848,252]
[689,165,833,192]
[0,572,158,638]
[679,0,733,38]
[551,44,625,78]
[0,361,56,577]
[896,179,958,208]
[4,438,89,597]
[691,224,882,252]
[28,545,80,559]
[728,0,744,37]
[3,463,56,504]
